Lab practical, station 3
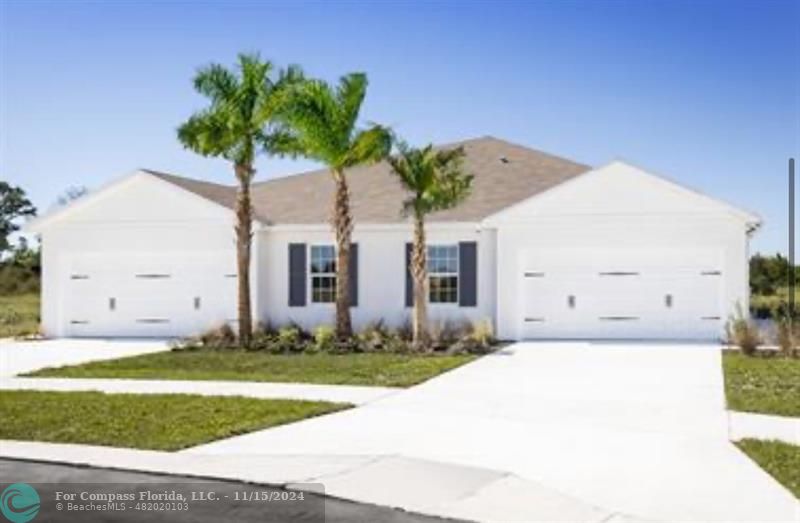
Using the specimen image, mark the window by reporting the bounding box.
[428,245,458,303]
[310,245,336,303]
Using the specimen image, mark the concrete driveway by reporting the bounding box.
[0,339,169,377]
[189,342,800,522]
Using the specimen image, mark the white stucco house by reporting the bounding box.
[26,137,760,341]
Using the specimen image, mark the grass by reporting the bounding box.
[737,439,800,499]
[28,350,477,388]
[0,293,39,338]
[722,351,800,417]
[0,390,348,451]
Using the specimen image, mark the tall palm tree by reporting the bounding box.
[177,54,302,346]
[387,141,473,348]
[275,73,391,338]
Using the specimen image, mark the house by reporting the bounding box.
[26,137,760,340]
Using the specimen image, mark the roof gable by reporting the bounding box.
[25,170,238,232]
[484,160,761,226]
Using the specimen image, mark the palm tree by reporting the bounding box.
[275,73,391,338]
[177,54,302,346]
[387,141,473,348]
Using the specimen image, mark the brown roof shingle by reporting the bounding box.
[147,136,590,225]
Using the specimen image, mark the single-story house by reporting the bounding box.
[26,137,760,340]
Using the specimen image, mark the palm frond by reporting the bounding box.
[341,125,391,169]
[193,64,238,105]
[177,110,238,159]
[257,127,307,158]
[387,141,473,217]
[335,73,367,139]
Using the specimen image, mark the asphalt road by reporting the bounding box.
[0,459,458,523]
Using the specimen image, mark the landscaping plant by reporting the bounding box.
[177,54,303,346]
[725,303,761,356]
[273,73,391,339]
[387,140,473,349]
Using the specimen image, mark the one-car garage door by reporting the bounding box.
[520,248,724,339]
[62,251,237,337]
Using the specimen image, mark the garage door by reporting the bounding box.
[520,248,723,339]
[62,251,237,337]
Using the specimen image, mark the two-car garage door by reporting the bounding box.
[62,252,237,337]
[521,248,724,339]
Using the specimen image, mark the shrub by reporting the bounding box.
[272,326,303,354]
[429,319,470,350]
[200,323,236,349]
[396,317,413,341]
[775,315,800,358]
[470,318,494,344]
[356,320,392,352]
[726,304,761,356]
[311,325,336,353]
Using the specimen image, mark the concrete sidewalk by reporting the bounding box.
[0,339,169,377]
[0,377,396,405]
[729,411,800,445]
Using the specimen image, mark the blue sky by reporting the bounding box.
[1,0,798,254]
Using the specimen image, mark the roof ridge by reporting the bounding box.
[141,168,236,189]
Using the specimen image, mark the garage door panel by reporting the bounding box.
[520,248,723,340]
[62,251,236,337]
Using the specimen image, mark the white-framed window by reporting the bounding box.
[428,244,458,303]
[310,245,336,303]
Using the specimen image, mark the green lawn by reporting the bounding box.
[737,439,800,499]
[722,351,800,417]
[0,293,39,338]
[0,390,348,451]
[28,350,476,388]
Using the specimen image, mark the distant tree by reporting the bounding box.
[387,141,473,348]
[750,253,792,295]
[274,73,391,338]
[177,53,303,347]
[0,182,36,255]
[9,237,40,273]
[55,186,88,207]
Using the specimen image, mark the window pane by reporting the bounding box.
[312,276,336,303]
[429,275,458,303]
[311,246,336,274]
[427,244,458,275]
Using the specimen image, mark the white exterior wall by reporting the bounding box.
[255,225,496,332]
[487,162,754,340]
[38,173,242,337]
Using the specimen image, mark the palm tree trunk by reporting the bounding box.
[412,211,429,349]
[332,168,353,339]
[234,163,253,347]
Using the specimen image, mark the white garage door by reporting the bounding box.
[62,251,237,337]
[520,248,723,340]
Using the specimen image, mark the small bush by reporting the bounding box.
[469,318,495,346]
[272,326,303,354]
[200,323,236,349]
[429,319,470,350]
[726,304,761,356]
[356,320,392,352]
[396,317,413,341]
[312,325,336,353]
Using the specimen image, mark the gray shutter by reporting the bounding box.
[405,243,413,307]
[459,241,477,307]
[349,243,358,307]
[288,243,306,307]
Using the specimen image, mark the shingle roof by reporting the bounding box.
[147,136,591,225]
